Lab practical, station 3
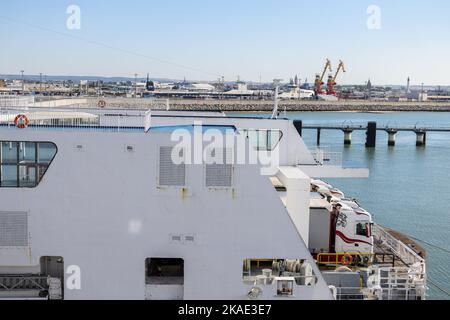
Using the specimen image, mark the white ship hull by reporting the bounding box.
[0,108,426,300]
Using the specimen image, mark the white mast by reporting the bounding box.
[271,79,282,119]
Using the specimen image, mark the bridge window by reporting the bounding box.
[239,129,283,151]
[0,141,57,188]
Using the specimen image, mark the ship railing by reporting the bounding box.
[82,97,170,110]
[372,224,426,278]
[333,286,423,300]
[317,252,398,267]
[333,287,364,300]
[310,147,342,166]
[0,96,35,108]
[317,252,374,266]
[368,266,426,300]
[0,95,171,110]
[0,107,150,132]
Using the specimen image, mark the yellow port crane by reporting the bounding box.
[314,59,332,95]
[327,60,346,96]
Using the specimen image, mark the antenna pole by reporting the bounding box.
[271,79,282,119]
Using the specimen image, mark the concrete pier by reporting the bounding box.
[415,131,427,146]
[343,129,353,145]
[295,120,445,148]
[387,130,398,146]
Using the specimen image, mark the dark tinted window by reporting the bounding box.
[356,223,369,237]
[0,141,57,188]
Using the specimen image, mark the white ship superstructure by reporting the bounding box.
[0,106,426,300]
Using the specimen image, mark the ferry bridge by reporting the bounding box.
[293,120,450,147]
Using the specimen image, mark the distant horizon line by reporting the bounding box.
[1,73,448,88]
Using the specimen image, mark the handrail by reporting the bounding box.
[372,224,426,288]
[316,252,374,266]
[372,225,425,266]
[334,286,423,300]
[0,107,151,132]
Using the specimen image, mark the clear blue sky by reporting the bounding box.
[1,0,449,85]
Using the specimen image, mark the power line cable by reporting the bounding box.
[398,233,450,297]
[0,15,219,78]
[408,235,450,254]
[427,279,450,297]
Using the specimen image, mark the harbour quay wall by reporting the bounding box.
[167,100,450,112]
[27,97,450,112]
[98,98,450,112]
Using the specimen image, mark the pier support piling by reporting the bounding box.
[415,131,426,146]
[387,130,398,147]
[343,129,353,145]
[366,122,377,148]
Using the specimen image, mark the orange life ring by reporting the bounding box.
[341,254,353,266]
[97,100,107,108]
[14,114,29,129]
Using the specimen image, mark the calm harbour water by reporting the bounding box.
[230,111,450,300]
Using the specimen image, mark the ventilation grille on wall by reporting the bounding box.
[0,212,28,247]
[205,148,233,187]
[159,146,186,187]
